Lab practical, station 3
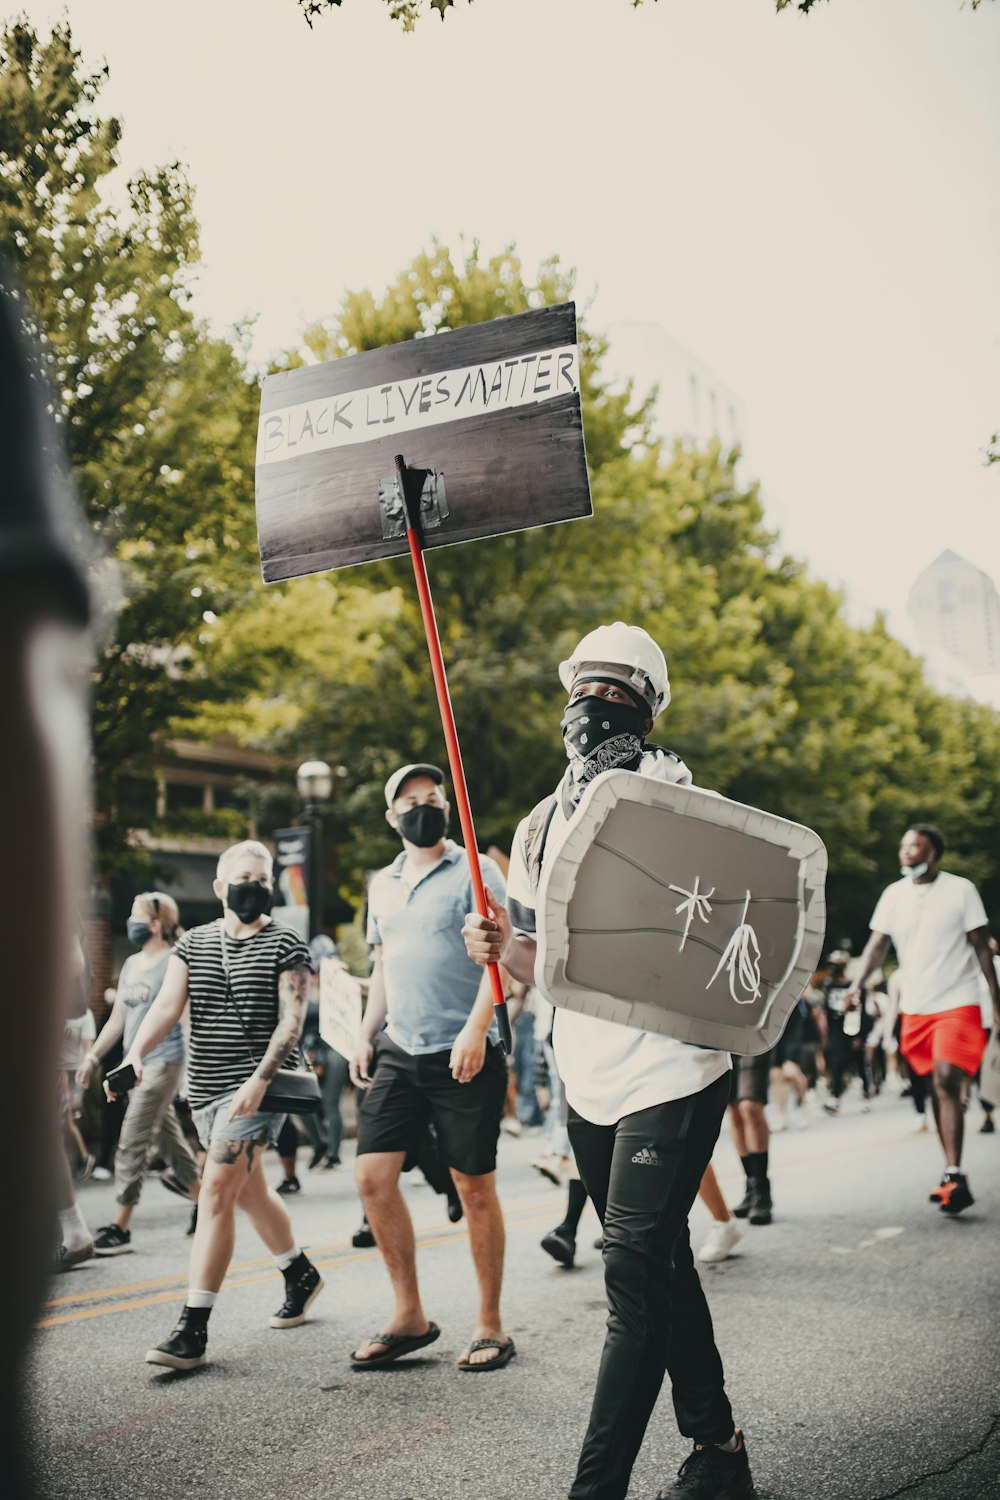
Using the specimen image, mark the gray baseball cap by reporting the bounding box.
[384,763,445,807]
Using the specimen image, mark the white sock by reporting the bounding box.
[945,1165,961,1175]
[716,1431,740,1453]
[275,1245,301,1272]
[58,1204,90,1250]
[185,1289,217,1309]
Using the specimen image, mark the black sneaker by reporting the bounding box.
[541,1227,576,1267]
[94,1224,133,1256]
[352,1219,376,1248]
[270,1256,324,1328]
[748,1180,772,1226]
[937,1172,974,1215]
[146,1311,208,1370]
[307,1148,326,1170]
[186,1205,198,1237]
[980,1116,995,1135]
[446,1192,464,1224]
[657,1431,755,1499]
[159,1170,193,1201]
[732,1187,753,1220]
[276,1175,301,1196]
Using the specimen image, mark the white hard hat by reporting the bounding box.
[558,623,671,716]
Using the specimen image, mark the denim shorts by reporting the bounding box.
[191,1091,286,1152]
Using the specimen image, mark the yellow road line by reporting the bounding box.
[39,1203,559,1330]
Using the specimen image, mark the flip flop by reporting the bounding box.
[350,1322,441,1368]
[458,1337,517,1372]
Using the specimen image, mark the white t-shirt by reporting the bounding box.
[869,871,988,1017]
[506,752,732,1126]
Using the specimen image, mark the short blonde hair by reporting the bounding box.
[136,890,182,943]
[217,840,273,883]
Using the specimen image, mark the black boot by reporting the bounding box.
[270,1254,324,1328]
[146,1306,210,1370]
[748,1178,772,1226]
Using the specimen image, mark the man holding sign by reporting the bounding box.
[463,626,754,1500]
[349,764,513,1370]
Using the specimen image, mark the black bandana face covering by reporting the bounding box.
[397,804,448,848]
[561,696,646,799]
[227,880,273,923]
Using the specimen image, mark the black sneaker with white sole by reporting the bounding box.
[146,1309,209,1370]
[657,1430,755,1498]
[94,1224,133,1256]
[270,1255,324,1328]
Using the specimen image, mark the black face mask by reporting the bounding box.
[561,695,647,764]
[397,804,448,848]
[126,919,153,947]
[560,695,647,807]
[227,881,273,923]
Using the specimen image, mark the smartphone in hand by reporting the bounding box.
[105,1062,137,1097]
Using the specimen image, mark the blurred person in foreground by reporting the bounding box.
[121,840,323,1369]
[846,824,999,1214]
[464,624,753,1500]
[1,272,93,1497]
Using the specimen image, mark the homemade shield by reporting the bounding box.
[534,771,827,1056]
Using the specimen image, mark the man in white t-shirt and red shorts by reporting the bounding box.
[846,824,999,1215]
[464,624,753,1500]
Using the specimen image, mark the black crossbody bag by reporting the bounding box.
[218,924,322,1114]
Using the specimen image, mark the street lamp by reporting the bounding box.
[296,760,333,939]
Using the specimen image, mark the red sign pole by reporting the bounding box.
[395,455,513,1055]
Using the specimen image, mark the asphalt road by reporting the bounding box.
[29,1086,1000,1500]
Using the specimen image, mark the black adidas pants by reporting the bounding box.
[567,1072,735,1500]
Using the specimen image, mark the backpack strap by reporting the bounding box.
[525,794,559,897]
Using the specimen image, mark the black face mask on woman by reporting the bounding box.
[396,804,448,848]
[126,918,153,947]
[227,880,273,923]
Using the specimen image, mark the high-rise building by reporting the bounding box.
[605,322,746,453]
[907,549,1000,691]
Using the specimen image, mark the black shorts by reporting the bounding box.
[356,1034,507,1177]
[728,1049,773,1105]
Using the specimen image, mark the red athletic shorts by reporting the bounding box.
[900,1005,987,1077]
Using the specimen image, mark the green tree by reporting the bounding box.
[235,240,1000,946]
[1,19,266,870]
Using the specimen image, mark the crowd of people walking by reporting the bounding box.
[55,625,999,1500]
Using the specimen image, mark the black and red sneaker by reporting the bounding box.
[937,1172,974,1215]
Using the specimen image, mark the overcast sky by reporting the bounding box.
[19,0,1000,640]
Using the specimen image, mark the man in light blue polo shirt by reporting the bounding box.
[349,763,514,1372]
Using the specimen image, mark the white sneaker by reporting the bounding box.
[911,1114,928,1133]
[500,1117,522,1137]
[91,1165,112,1182]
[697,1219,743,1264]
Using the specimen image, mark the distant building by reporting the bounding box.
[907,550,1000,707]
[605,321,747,453]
